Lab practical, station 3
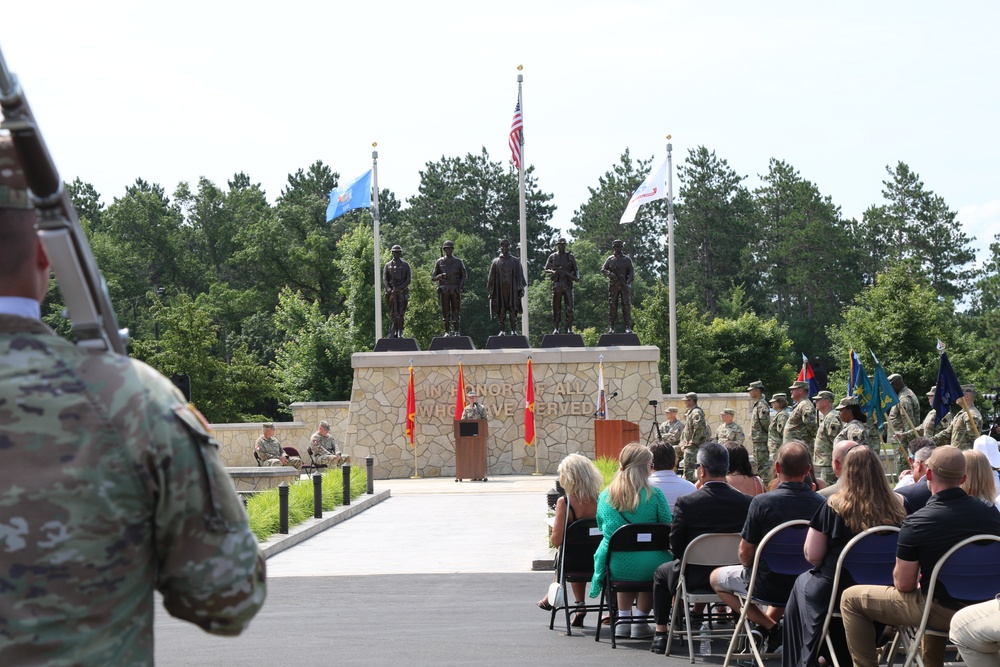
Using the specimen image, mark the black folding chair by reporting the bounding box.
[548,516,603,635]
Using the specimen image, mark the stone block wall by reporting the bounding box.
[660,393,754,441]
[212,402,350,467]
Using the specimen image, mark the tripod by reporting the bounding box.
[646,400,664,445]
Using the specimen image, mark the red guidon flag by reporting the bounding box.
[525,358,536,446]
[454,361,466,420]
[406,364,416,447]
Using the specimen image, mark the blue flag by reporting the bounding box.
[870,351,900,429]
[933,351,964,426]
[326,170,372,222]
[849,349,877,421]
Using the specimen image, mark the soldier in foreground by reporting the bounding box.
[0,137,265,663]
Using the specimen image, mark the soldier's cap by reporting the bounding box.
[812,390,835,402]
[557,237,567,245]
[835,396,859,410]
[319,420,331,429]
[0,135,31,210]
[467,388,478,396]
[442,240,455,248]
[926,445,966,481]
[788,380,809,392]
[770,393,788,404]
[390,244,402,252]
[684,392,698,400]
[612,239,624,246]
[926,385,936,396]
[887,373,903,383]
[962,384,976,395]
[973,435,1000,468]
[720,408,736,416]
[262,422,274,429]
[665,406,679,413]
[747,380,764,390]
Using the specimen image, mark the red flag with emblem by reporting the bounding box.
[525,358,536,446]
[405,364,416,447]
[454,361,466,420]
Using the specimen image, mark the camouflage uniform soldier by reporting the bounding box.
[659,406,685,446]
[783,381,818,446]
[255,423,303,472]
[834,396,872,450]
[716,408,746,445]
[310,420,348,467]
[899,386,953,440]
[0,141,264,664]
[767,393,791,463]
[887,373,921,473]
[812,390,841,485]
[935,385,983,450]
[680,392,709,482]
[747,381,772,482]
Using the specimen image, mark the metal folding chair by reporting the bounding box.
[547,516,602,635]
[816,526,900,667]
[722,519,811,667]
[594,522,672,648]
[665,532,742,663]
[899,534,1000,667]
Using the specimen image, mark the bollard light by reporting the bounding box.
[278,482,289,534]
[366,456,375,494]
[342,463,351,506]
[313,472,323,519]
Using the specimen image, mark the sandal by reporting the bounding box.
[571,606,587,627]
[537,599,553,611]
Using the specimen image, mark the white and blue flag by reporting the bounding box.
[326,170,372,222]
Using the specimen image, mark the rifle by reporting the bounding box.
[0,45,127,354]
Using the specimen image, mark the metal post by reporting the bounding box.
[366,456,374,494]
[372,144,382,339]
[342,464,351,506]
[278,482,289,534]
[666,137,678,395]
[313,472,323,519]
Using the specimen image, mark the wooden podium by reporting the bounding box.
[594,420,639,461]
[454,419,488,481]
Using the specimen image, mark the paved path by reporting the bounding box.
[153,475,718,666]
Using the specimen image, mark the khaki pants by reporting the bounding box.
[841,585,957,667]
[950,599,1000,667]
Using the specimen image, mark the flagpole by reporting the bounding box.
[516,65,529,338]
[408,358,421,479]
[666,136,678,395]
[372,143,383,340]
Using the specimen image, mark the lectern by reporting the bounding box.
[454,419,488,481]
[594,420,639,461]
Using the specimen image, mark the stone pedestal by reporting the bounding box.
[345,346,661,479]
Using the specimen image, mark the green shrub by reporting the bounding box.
[594,456,617,489]
[246,466,367,542]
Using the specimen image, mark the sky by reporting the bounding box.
[3,1,998,264]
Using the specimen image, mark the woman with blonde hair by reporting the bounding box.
[782,445,906,667]
[589,443,672,640]
[962,450,998,509]
[537,453,604,625]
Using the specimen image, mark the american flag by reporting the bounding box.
[509,98,523,170]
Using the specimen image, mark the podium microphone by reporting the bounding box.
[590,391,620,419]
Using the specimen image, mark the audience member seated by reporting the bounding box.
[710,441,825,653]
[897,439,936,514]
[310,420,347,467]
[841,446,1000,667]
[818,439,859,498]
[649,442,752,654]
[949,598,1000,667]
[963,449,999,511]
[894,436,935,488]
[254,422,302,473]
[537,453,604,626]
[649,442,697,511]
[590,443,673,640]
[973,434,1000,496]
[725,443,766,497]
[782,446,906,667]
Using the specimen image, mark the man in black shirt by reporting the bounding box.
[841,446,1000,667]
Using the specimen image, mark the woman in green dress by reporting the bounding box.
[590,442,673,638]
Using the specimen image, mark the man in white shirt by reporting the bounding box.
[648,441,696,511]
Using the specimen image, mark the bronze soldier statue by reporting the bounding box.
[382,244,411,338]
[600,239,634,333]
[544,237,579,334]
[431,240,468,336]
[487,239,527,335]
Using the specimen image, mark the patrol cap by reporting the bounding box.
[747,380,764,390]
[665,407,679,413]
[788,380,809,392]
[319,420,331,429]
[812,390,835,402]
[835,396,859,410]
[262,422,274,429]
[926,445,966,481]
[887,373,903,383]
[926,386,936,396]
[684,392,698,401]
[467,388,478,396]
[442,240,455,249]
[720,408,736,416]
[390,244,402,252]
[0,136,31,210]
[770,393,788,404]
[962,384,976,395]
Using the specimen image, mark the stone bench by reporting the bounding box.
[227,466,300,494]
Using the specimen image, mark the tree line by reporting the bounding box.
[48,146,999,424]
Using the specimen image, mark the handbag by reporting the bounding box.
[547,581,566,608]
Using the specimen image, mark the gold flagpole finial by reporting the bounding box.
[666,134,671,140]
[372,141,377,148]
[517,64,523,71]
